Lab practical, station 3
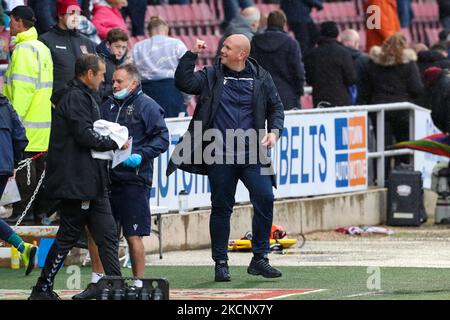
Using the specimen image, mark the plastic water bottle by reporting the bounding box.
[112,289,124,300]
[10,246,20,269]
[152,287,164,300]
[125,287,138,300]
[138,288,151,300]
[99,288,111,300]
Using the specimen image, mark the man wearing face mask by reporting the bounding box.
[72,63,169,300]
[39,0,97,105]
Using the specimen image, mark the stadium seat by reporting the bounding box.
[425,28,442,47]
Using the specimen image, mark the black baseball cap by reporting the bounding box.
[9,6,36,22]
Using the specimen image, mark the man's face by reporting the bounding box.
[220,38,243,67]
[60,10,81,30]
[107,41,128,60]
[9,16,21,37]
[112,69,137,93]
[88,62,106,91]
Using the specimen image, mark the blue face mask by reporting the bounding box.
[113,87,130,100]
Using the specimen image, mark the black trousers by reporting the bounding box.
[122,0,147,36]
[36,194,121,291]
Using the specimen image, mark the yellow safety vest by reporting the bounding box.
[3,27,53,152]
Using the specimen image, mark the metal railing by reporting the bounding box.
[284,102,428,187]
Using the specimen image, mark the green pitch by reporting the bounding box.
[1,265,450,300]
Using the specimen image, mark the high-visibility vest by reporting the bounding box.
[3,27,53,152]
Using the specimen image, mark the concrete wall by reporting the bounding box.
[142,188,388,253]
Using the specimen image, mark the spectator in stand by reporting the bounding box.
[396,0,414,29]
[132,16,188,118]
[121,0,146,37]
[96,28,129,100]
[424,67,450,132]
[280,0,323,55]
[222,0,254,30]
[358,33,423,161]
[417,43,450,81]
[27,0,56,35]
[340,29,370,85]
[2,1,24,12]
[438,0,450,30]
[303,21,357,108]
[217,6,261,56]
[92,0,128,41]
[40,0,97,104]
[366,0,401,51]
[250,10,304,110]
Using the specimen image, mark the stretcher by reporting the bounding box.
[228,238,297,251]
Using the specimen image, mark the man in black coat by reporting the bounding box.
[438,0,450,30]
[29,55,127,300]
[304,21,357,107]
[168,34,284,282]
[39,0,97,104]
[251,9,305,110]
[280,0,323,55]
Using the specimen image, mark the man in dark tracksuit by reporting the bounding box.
[29,55,125,300]
[39,0,97,104]
[72,63,169,300]
[168,34,285,281]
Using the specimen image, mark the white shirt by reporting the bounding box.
[131,35,187,81]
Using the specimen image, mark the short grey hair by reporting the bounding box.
[115,63,141,82]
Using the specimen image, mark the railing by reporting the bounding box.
[290,102,428,187]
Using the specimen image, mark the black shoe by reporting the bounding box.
[214,261,231,282]
[247,257,282,278]
[28,286,61,300]
[72,283,100,300]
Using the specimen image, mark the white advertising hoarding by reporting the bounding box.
[149,111,368,211]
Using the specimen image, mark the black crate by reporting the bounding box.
[387,168,427,226]
[96,276,169,300]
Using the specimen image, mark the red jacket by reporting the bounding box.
[365,0,401,51]
[92,3,128,40]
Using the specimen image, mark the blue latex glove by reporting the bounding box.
[122,154,142,168]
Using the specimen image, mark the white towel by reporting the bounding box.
[91,120,129,160]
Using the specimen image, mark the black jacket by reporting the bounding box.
[101,86,169,187]
[251,27,305,110]
[280,0,323,24]
[438,0,450,20]
[0,94,28,177]
[39,26,97,104]
[96,40,128,100]
[28,0,56,35]
[417,50,450,80]
[427,69,450,133]
[45,79,118,200]
[358,46,424,105]
[304,37,357,107]
[167,51,285,187]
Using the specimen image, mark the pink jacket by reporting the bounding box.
[92,3,128,40]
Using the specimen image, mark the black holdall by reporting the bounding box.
[387,165,428,226]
